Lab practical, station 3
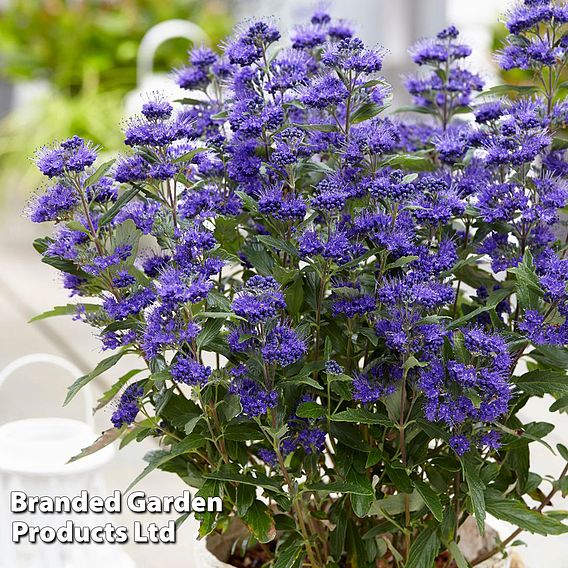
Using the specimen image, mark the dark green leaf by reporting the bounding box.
[296,401,326,419]
[462,457,486,535]
[385,464,413,493]
[405,528,440,568]
[204,465,283,493]
[197,318,224,350]
[509,250,542,311]
[414,479,444,522]
[485,492,568,536]
[305,481,373,496]
[99,185,143,226]
[236,483,256,516]
[273,540,304,568]
[514,370,568,396]
[243,500,276,543]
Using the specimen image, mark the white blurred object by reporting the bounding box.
[0,353,133,568]
[124,19,209,117]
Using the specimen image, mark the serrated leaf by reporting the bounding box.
[296,401,326,419]
[485,492,568,536]
[514,370,568,396]
[197,318,224,350]
[405,527,440,568]
[462,457,486,535]
[236,483,256,516]
[204,465,283,492]
[243,500,276,543]
[414,479,443,522]
[509,250,542,311]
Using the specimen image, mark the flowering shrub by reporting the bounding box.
[29,2,568,566]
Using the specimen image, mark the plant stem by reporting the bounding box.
[268,411,321,567]
[399,373,411,560]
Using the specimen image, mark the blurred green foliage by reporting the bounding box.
[0,0,232,196]
[0,0,232,95]
[492,21,568,87]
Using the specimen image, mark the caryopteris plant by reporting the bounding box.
[29,2,568,566]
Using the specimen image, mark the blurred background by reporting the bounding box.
[0,1,565,566]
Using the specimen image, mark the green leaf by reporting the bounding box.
[305,481,373,496]
[196,480,221,537]
[204,465,283,493]
[84,159,115,188]
[447,541,471,568]
[295,122,337,132]
[509,250,542,311]
[368,490,425,517]
[172,147,207,163]
[385,255,419,270]
[68,426,123,463]
[96,368,143,410]
[385,464,413,493]
[296,401,326,419]
[350,101,382,124]
[29,303,100,323]
[197,318,224,351]
[514,370,568,396]
[126,434,206,491]
[414,479,443,522]
[405,527,440,568]
[273,541,304,568]
[184,416,203,436]
[485,492,568,536]
[403,355,429,372]
[558,443,568,462]
[549,396,568,412]
[330,408,392,426]
[99,185,143,226]
[64,351,127,406]
[243,500,276,543]
[462,457,486,535]
[531,345,568,369]
[256,234,299,257]
[449,287,511,329]
[236,483,256,516]
[285,276,304,319]
[382,153,435,171]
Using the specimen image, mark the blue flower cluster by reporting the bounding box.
[29,5,568,469]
